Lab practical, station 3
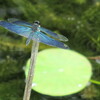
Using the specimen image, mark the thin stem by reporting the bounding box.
[88,56,100,60]
[23,40,39,100]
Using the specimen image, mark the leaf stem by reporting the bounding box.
[23,40,39,100]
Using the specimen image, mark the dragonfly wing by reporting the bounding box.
[32,31,69,49]
[8,18,33,27]
[8,18,20,22]
[0,21,32,37]
[38,27,68,41]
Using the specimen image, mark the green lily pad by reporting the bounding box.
[25,49,92,96]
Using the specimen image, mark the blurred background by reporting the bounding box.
[0,0,100,100]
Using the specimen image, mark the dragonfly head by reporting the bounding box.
[34,20,40,25]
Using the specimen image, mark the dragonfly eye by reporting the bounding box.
[34,20,40,25]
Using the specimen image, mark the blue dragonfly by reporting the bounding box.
[0,18,69,49]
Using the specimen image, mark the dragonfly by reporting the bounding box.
[0,18,69,49]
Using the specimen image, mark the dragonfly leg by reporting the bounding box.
[26,32,39,45]
[26,32,34,45]
[26,38,31,45]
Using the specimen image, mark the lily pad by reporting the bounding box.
[25,49,92,96]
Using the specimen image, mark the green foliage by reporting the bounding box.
[0,80,24,100]
[0,56,19,79]
[0,0,100,100]
[75,0,87,4]
[73,5,100,52]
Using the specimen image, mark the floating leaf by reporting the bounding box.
[25,49,92,96]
